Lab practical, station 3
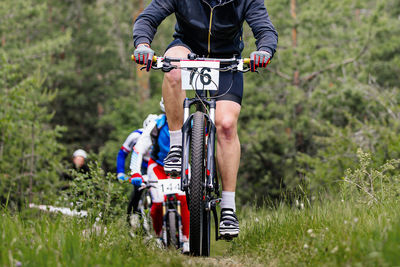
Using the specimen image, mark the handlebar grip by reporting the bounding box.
[130,55,158,63]
[243,58,251,64]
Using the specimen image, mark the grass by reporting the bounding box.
[1,197,400,266]
[233,198,400,266]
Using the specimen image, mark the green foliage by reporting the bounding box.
[341,148,400,204]
[2,0,400,208]
[0,0,69,208]
[66,162,126,223]
[237,0,400,204]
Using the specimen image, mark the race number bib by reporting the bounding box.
[180,60,220,90]
[158,179,183,195]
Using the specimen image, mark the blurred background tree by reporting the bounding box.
[0,0,69,208]
[1,0,400,207]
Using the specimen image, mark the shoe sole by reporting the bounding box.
[219,233,238,241]
[219,228,239,236]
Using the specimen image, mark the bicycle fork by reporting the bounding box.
[181,98,217,192]
[181,97,221,241]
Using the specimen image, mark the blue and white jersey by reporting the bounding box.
[121,130,143,153]
[117,129,148,176]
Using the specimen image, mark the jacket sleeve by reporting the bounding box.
[133,0,176,47]
[244,0,278,57]
[116,149,128,175]
[129,122,157,175]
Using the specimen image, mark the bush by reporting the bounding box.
[65,161,126,223]
[341,148,400,205]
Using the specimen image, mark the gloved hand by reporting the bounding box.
[129,173,143,187]
[117,173,128,181]
[249,51,271,72]
[133,44,154,72]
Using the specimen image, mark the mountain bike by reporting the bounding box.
[132,175,184,249]
[132,53,250,256]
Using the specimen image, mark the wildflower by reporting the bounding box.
[254,217,259,223]
[354,217,359,223]
[331,246,339,253]
[307,229,313,234]
[303,243,309,249]
[344,220,348,224]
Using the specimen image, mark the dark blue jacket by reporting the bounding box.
[133,0,278,58]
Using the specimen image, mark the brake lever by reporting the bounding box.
[239,68,253,73]
[161,63,177,73]
[139,65,163,71]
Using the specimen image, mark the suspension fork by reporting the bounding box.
[205,100,216,191]
[181,98,193,192]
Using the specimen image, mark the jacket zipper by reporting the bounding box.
[202,0,234,57]
[207,7,215,57]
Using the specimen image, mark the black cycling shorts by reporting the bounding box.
[165,38,244,105]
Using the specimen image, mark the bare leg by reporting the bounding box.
[215,100,241,192]
[162,46,191,131]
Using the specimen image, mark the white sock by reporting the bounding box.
[220,191,236,211]
[169,130,182,148]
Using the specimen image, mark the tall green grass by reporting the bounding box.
[2,198,400,267]
[232,198,400,266]
[0,211,189,267]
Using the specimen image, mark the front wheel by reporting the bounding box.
[201,209,210,256]
[189,111,207,256]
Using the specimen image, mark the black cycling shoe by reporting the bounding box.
[163,146,182,177]
[219,208,240,239]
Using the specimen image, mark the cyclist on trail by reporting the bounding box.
[116,113,160,181]
[132,0,278,238]
[129,103,190,253]
[116,112,160,221]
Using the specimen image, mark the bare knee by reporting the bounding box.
[163,46,190,89]
[217,117,237,142]
[164,69,181,88]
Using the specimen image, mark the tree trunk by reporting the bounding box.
[291,0,299,86]
[134,0,150,101]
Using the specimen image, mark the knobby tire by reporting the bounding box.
[189,111,206,256]
[168,211,178,248]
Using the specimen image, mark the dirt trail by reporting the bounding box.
[182,255,268,267]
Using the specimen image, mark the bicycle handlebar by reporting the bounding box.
[131,54,251,72]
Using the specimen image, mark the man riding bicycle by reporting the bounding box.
[132,0,278,238]
[129,105,190,253]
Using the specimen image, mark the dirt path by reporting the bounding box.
[182,255,268,267]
